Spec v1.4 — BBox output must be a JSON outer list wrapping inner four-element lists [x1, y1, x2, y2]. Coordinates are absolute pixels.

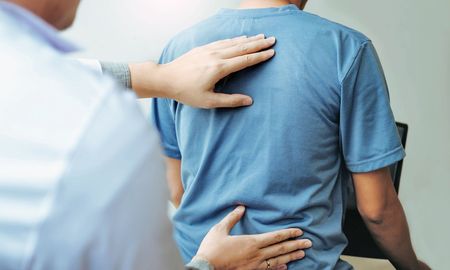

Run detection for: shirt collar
[[0, 1, 79, 53], [217, 4, 300, 17]]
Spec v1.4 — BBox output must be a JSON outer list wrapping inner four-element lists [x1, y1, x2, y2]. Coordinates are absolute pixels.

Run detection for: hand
[[130, 35, 276, 108], [193, 206, 312, 270], [160, 34, 276, 108]]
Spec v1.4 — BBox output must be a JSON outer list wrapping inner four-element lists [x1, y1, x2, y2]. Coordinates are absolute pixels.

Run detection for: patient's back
[[152, 4, 403, 269]]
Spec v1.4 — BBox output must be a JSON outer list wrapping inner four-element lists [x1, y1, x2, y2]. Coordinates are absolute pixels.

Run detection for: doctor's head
[[8, 0, 81, 30]]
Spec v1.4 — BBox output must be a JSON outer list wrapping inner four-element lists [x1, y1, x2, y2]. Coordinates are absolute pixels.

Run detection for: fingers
[[202, 92, 253, 109], [254, 228, 303, 247], [260, 239, 312, 259], [215, 206, 246, 233], [258, 250, 306, 270], [206, 34, 266, 50], [204, 36, 247, 50], [220, 36, 276, 59], [274, 265, 288, 270], [260, 264, 288, 270], [222, 49, 275, 76]]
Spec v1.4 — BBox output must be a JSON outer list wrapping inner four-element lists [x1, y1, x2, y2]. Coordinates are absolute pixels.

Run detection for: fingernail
[[267, 36, 276, 43], [255, 33, 265, 38], [267, 49, 275, 56], [236, 205, 246, 213], [296, 250, 305, 259], [277, 265, 288, 270], [304, 240, 312, 248], [243, 98, 253, 106], [295, 229, 303, 236]]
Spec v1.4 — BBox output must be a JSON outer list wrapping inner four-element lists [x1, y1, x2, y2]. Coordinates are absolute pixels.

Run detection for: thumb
[[218, 206, 246, 234], [204, 92, 253, 108]]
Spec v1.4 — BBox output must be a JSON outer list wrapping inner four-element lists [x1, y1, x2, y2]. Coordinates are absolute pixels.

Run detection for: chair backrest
[[342, 122, 408, 258]]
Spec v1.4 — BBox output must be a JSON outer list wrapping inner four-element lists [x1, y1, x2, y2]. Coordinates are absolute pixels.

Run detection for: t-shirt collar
[[218, 4, 300, 17]]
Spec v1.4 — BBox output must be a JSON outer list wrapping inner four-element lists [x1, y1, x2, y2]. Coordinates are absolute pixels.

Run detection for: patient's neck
[[239, 0, 294, 9]]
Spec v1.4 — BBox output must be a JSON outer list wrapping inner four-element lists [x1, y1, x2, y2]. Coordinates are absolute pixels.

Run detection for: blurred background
[[64, 0, 450, 269]]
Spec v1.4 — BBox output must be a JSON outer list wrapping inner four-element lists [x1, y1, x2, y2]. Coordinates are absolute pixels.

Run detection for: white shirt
[[0, 3, 182, 270]]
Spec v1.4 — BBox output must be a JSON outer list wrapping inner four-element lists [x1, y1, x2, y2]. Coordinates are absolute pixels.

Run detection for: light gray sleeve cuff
[[185, 259, 214, 270], [100, 62, 132, 89]]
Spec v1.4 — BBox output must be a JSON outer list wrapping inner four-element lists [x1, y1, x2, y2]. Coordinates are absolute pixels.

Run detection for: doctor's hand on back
[[193, 206, 310, 270], [128, 34, 276, 108]]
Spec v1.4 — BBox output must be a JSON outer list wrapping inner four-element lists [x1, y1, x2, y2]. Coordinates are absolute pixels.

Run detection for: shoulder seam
[[339, 40, 371, 87]]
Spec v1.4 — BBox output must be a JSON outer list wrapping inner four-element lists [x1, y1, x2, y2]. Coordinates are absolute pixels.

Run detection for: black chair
[[342, 122, 408, 259]]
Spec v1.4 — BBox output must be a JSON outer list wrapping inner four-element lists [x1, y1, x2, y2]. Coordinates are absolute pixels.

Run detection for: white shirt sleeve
[[26, 86, 184, 270], [75, 59, 103, 74]]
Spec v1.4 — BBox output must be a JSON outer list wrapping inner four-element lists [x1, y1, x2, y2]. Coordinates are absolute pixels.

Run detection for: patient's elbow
[[357, 203, 388, 225]]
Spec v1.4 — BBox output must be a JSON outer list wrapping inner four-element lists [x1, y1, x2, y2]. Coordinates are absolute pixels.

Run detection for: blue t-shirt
[[151, 4, 405, 270]]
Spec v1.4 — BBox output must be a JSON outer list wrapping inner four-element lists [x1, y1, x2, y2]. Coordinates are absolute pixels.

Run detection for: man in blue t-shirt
[[152, 1, 429, 269]]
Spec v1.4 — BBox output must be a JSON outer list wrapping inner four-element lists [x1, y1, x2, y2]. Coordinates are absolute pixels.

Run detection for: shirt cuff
[[346, 145, 406, 173], [100, 62, 132, 89], [185, 259, 214, 270]]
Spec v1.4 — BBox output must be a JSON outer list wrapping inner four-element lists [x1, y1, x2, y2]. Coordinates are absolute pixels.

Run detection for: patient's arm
[[165, 157, 184, 208], [352, 167, 430, 270]]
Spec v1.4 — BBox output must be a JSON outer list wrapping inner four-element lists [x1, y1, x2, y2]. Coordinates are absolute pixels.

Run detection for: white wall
[[65, 0, 450, 269], [64, 0, 241, 61]]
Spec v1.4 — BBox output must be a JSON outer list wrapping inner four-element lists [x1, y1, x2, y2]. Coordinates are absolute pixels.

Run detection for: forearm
[[101, 61, 170, 98], [362, 197, 419, 270], [128, 61, 173, 98], [165, 157, 183, 207]]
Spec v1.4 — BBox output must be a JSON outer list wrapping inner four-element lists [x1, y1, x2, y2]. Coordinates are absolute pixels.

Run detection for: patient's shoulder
[[300, 11, 370, 44]]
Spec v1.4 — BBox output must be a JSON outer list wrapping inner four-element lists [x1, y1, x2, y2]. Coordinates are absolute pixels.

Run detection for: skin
[[239, 0, 307, 9], [7, 0, 311, 268], [195, 206, 312, 270], [129, 34, 277, 108], [165, 157, 184, 208], [353, 168, 431, 270], [166, 0, 431, 269], [8, 0, 80, 29]]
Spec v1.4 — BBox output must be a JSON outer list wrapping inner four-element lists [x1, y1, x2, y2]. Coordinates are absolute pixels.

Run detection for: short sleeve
[[151, 98, 182, 159], [150, 43, 182, 160], [340, 41, 405, 173]]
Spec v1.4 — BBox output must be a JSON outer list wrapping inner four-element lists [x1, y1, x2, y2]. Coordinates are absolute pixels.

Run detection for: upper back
[[161, 4, 369, 86], [157, 4, 371, 172]]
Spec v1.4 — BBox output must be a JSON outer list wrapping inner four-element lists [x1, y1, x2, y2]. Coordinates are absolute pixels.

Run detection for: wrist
[[129, 61, 173, 98], [155, 62, 182, 100]]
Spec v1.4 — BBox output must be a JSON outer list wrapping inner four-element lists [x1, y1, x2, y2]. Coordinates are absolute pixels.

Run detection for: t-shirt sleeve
[[150, 43, 182, 160], [340, 40, 405, 173], [151, 98, 182, 159]]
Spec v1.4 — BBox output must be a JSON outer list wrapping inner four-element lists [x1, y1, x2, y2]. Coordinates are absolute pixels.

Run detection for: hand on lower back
[[193, 206, 311, 270]]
